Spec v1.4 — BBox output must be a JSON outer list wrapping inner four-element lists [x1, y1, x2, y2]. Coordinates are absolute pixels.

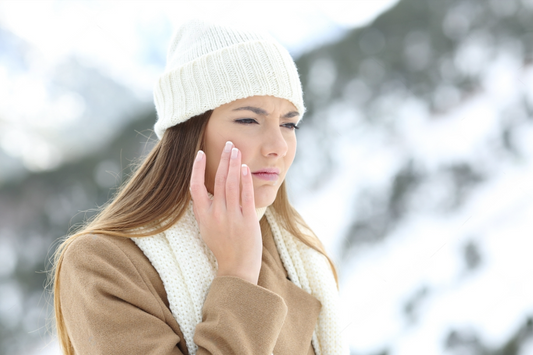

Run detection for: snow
[[296, 54, 533, 354]]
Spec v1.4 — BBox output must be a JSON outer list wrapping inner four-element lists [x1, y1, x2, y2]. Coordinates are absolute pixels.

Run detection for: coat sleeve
[[195, 276, 288, 354], [59, 235, 288, 355]]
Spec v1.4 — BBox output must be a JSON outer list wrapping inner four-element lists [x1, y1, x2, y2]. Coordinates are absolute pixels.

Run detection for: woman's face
[[203, 95, 299, 208]]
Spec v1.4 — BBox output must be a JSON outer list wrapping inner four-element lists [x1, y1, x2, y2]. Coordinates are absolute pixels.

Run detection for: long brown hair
[[49, 109, 338, 355]]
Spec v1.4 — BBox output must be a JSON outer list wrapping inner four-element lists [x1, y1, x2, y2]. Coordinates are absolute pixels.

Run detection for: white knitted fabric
[[153, 18, 306, 139], [131, 198, 348, 355]]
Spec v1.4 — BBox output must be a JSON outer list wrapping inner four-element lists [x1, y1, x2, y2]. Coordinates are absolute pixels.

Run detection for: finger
[[189, 150, 209, 212], [226, 147, 241, 213], [240, 163, 256, 218], [213, 141, 233, 209]]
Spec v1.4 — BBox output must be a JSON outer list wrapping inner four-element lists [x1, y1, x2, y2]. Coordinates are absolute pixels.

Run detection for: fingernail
[[195, 150, 203, 161], [224, 141, 233, 152], [231, 147, 238, 159], [242, 164, 248, 176]]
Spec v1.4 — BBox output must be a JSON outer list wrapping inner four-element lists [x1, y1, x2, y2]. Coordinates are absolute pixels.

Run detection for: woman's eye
[[235, 119, 298, 130], [235, 118, 258, 125], [283, 123, 299, 130]]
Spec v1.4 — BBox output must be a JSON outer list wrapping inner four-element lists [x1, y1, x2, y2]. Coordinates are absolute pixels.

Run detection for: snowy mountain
[[1, 0, 533, 354], [290, 0, 533, 353]]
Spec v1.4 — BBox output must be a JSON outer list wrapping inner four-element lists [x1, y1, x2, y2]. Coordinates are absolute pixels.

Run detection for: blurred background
[[1, 0, 532, 354]]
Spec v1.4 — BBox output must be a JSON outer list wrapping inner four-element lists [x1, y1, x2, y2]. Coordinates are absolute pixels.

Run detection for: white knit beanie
[[153, 18, 306, 139]]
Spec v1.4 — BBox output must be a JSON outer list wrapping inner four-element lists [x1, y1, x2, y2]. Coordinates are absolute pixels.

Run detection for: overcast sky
[[0, 0, 400, 96]]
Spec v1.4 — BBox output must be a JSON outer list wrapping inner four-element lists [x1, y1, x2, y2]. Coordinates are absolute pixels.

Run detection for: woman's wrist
[[216, 268, 259, 285]]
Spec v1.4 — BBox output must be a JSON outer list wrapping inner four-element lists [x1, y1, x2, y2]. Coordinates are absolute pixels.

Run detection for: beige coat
[[59, 219, 322, 354]]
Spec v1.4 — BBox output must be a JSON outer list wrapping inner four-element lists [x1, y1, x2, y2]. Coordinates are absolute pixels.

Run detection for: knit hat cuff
[[153, 39, 306, 139]]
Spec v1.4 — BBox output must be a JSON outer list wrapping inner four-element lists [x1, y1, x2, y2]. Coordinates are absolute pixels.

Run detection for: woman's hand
[[189, 141, 262, 285]]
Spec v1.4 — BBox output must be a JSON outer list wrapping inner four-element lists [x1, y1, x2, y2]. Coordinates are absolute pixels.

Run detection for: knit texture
[[131, 199, 347, 355], [153, 19, 306, 139]]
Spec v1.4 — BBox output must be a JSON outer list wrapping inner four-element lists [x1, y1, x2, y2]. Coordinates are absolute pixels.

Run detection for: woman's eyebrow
[[232, 106, 300, 118]]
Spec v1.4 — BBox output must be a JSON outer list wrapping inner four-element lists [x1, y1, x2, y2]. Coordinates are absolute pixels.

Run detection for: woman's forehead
[[216, 95, 298, 113]]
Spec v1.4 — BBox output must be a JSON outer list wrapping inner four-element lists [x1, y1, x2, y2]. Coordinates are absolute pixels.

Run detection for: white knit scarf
[[131, 199, 347, 355]]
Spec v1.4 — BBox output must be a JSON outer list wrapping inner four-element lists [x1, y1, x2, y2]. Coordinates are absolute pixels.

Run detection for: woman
[[51, 19, 346, 355]]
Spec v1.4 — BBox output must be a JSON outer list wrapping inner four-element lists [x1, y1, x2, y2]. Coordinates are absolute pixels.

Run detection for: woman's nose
[[261, 125, 288, 157]]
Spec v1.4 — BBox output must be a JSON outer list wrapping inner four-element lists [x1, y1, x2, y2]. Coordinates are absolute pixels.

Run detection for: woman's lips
[[252, 172, 279, 181]]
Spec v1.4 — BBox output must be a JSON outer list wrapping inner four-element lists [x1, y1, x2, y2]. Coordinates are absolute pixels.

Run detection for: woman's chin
[[253, 186, 277, 209]]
